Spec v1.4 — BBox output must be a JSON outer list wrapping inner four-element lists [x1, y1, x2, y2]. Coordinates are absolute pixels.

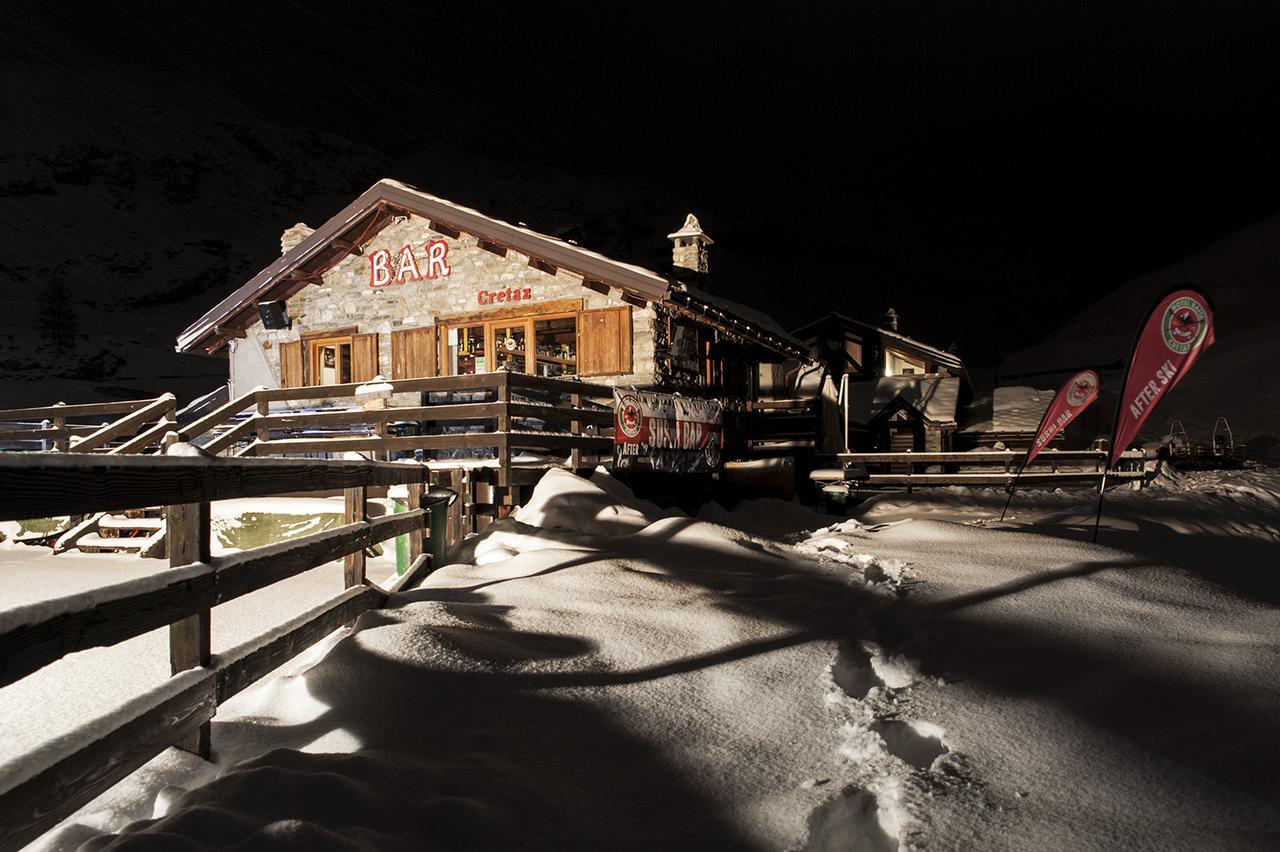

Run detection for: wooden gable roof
[[176, 179, 674, 355]]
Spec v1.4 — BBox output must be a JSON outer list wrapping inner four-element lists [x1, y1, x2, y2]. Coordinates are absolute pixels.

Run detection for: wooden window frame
[[438, 304, 584, 378], [307, 334, 355, 387]]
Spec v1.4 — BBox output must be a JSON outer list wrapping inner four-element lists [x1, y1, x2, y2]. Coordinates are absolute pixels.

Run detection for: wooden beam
[[476, 238, 508, 257], [834, 450, 1141, 464], [507, 372, 615, 399], [0, 454, 427, 522], [0, 511, 425, 689], [258, 402, 507, 429], [257, 371, 506, 402], [178, 389, 261, 444], [379, 553, 431, 597], [435, 298, 583, 327], [246, 432, 506, 456], [72, 394, 177, 453], [0, 671, 216, 852], [201, 416, 258, 456], [0, 399, 154, 422], [507, 433, 613, 452], [167, 501, 212, 758], [582, 279, 610, 296], [406, 482, 424, 563], [108, 412, 177, 455], [343, 487, 366, 588], [528, 257, 557, 276], [429, 220, 461, 238], [213, 586, 381, 703]]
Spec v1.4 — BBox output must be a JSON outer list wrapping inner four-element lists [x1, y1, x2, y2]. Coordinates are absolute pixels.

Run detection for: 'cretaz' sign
[[614, 389, 724, 473], [368, 241, 451, 288]]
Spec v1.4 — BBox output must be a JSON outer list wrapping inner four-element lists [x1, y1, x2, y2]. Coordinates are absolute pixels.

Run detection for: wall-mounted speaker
[[258, 301, 290, 330]]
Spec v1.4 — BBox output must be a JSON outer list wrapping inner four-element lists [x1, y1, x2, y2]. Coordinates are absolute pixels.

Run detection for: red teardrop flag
[[1110, 286, 1215, 467], [1026, 369, 1100, 466]]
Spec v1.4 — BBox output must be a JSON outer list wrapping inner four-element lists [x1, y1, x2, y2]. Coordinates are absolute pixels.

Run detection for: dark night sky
[[3, 1, 1280, 376]]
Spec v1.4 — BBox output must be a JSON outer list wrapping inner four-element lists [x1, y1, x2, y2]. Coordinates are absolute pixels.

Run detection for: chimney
[[281, 222, 315, 255], [667, 214, 712, 274], [881, 307, 900, 333]]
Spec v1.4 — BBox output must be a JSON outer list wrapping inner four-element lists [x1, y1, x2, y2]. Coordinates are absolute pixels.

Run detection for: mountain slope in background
[[0, 61, 690, 410], [1002, 212, 1280, 457]]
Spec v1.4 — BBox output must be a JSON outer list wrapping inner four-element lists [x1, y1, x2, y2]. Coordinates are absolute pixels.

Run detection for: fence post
[[167, 500, 211, 759], [52, 401, 69, 452], [343, 486, 367, 587], [496, 373, 511, 487], [406, 478, 425, 563], [570, 390, 582, 471], [255, 395, 270, 446]]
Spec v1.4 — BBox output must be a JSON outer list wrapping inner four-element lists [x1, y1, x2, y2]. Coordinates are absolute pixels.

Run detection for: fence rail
[[174, 372, 616, 485], [814, 449, 1148, 489], [0, 395, 177, 455], [0, 450, 445, 851]]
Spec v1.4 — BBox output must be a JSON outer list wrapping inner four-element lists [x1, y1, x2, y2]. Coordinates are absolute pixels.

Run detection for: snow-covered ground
[[12, 467, 1280, 850]]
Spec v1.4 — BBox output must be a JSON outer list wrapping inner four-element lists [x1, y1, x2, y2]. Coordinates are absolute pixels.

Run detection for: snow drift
[[40, 466, 1280, 851]]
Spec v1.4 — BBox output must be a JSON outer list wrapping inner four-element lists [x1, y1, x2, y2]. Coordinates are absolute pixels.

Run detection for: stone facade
[[231, 214, 657, 396]]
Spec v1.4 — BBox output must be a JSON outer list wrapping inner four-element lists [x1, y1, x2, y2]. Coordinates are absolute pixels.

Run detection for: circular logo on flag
[[1161, 296, 1208, 354], [1067, 373, 1097, 407], [618, 394, 643, 438], [704, 434, 721, 468]]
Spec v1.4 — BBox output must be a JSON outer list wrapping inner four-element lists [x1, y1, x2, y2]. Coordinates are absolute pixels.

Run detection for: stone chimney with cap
[[881, 307, 900, 333], [667, 214, 712, 274], [281, 222, 315, 255]]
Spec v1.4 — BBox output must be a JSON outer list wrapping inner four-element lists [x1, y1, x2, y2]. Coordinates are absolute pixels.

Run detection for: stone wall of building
[[237, 214, 658, 396]]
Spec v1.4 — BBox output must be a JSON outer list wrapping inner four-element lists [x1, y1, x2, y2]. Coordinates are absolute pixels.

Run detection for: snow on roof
[[959, 385, 1055, 434], [177, 179, 674, 354], [847, 376, 961, 425], [679, 285, 807, 351], [792, 312, 964, 372]]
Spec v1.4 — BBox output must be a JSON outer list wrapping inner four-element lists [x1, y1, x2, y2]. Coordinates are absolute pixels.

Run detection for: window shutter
[[280, 340, 304, 388], [352, 333, 380, 383], [391, 327, 438, 379], [577, 306, 632, 376]]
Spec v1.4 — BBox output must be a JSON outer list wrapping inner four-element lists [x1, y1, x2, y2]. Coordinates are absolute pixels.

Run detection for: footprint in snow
[[872, 718, 949, 770], [831, 642, 883, 700], [802, 786, 899, 852]]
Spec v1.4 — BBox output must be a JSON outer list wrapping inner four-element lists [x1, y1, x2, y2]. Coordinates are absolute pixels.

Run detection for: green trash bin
[[389, 482, 459, 576], [424, 484, 458, 569]]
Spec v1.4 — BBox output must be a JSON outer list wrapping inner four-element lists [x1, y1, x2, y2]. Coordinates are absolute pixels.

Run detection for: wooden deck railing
[[0, 395, 177, 455], [176, 372, 617, 485], [817, 449, 1148, 488], [0, 450, 447, 850]]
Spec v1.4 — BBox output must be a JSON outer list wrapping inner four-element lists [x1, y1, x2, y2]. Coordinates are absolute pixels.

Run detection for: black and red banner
[[614, 390, 724, 473]]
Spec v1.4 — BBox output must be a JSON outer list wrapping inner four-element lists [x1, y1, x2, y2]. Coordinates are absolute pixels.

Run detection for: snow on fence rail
[[0, 395, 177, 455], [0, 450, 443, 851], [815, 449, 1148, 488]]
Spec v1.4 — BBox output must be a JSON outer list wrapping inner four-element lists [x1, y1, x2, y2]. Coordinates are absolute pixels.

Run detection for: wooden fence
[[0, 395, 178, 455], [813, 449, 1148, 489], [0, 450, 450, 850], [177, 372, 616, 486]]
